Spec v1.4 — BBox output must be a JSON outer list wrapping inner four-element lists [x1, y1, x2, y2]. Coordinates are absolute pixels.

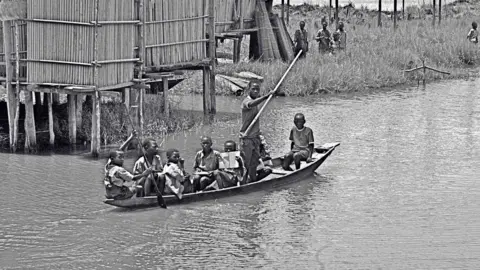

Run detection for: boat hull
[[104, 142, 340, 208]]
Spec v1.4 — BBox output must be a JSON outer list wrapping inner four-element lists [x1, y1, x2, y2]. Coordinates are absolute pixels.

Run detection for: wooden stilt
[[68, 94, 77, 145], [378, 0, 382, 27], [91, 91, 101, 156], [52, 93, 59, 104], [208, 0, 216, 114], [439, 0, 442, 24], [137, 0, 146, 136], [2, 21, 17, 151], [433, 0, 436, 27], [24, 91, 37, 152], [162, 77, 169, 118], [394, 0, 397, 29], [203, 67, 212, 114], [281, 0, 284, 20], [335, 0, 339, 29], [13, 21, 21, 152], [76, 94, 83, 131], [42, 93, 48, 114], [46, 93, 55, 147], [286, 0, 290, 25], [233, 38, 241, 63]]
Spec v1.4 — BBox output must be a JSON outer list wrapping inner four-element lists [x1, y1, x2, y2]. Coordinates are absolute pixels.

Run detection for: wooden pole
[[378, 0, 382, 27], [335, 0, 339, 29], [402, 0, 405, 20], [91, 0, 101, 157], [394, 0, 397, 29], [206, 0, 216, 114], [281, 0, 284, 20], [24, 91, 37, 152], [439, 0, 442, 24], [76, 94, 83, 131], [137, 0, 146, 135], [433, 0, 436, 27], [162, 77, 169, 118], [286, 0, 290, 25], [2, 21, 17, 151], [46, 93, 55, 147], [329, 0, 332, 23], [68, 94, 77, 145], [34, 92, 42, 116]]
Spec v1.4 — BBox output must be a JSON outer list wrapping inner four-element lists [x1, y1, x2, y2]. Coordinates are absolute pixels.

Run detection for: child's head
[[299, 21, 305, 29], [224, 140, 237, 152], [166, 148, 180, 163], [248, 82, 261, 99], [294, 113, 306, 129], [142, 138, 159, 155], [109, 150, 125, 166], [473, 22, 478, 29], [200, 136, 213, 152]]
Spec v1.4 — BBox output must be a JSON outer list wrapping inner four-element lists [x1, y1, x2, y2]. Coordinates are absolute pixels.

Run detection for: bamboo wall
[[0, 21, 27, 79], [27, 0, 135, 87], [143, 0, 208, 67]]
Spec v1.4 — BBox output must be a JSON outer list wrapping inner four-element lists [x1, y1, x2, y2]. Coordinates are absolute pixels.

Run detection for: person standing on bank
[[336, 21, 347, 50], [240, 82, 274, 183], [315, 20, 331, 54], [294, 21, 309, 58]]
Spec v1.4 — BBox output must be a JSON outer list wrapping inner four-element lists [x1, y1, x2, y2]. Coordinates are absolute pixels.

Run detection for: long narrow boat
[[104, 142, 340, 209]]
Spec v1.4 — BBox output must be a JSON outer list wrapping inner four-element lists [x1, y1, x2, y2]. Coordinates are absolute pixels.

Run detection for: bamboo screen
[[143, 0, 208, 67], [0, 21, 27, 79], [27, 0, 135, 88]]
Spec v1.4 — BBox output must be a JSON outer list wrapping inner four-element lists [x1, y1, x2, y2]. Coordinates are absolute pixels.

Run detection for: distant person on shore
[[467, 22, 478, 44], [336, 21, 347, 50], [315, 20, 331, 54], [294, 21, 309, 58], [282, 113, 314, 171]]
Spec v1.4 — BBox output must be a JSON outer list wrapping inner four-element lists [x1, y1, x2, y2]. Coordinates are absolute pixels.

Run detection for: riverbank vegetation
[[175, 0, 480, 96]]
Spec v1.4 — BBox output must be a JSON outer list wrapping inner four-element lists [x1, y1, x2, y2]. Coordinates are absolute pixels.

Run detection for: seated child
[[104, 150, 154, 200], [192, 136, 222, 191], [213, 140, 246, 189], [133, 138, 166, 196], [163, 148, 194, 200], [282, 113, 314, 171], [467, 22, 478, 44]]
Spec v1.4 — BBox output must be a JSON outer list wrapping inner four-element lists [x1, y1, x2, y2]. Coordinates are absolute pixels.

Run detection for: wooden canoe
[[104, 142, 340, 209]]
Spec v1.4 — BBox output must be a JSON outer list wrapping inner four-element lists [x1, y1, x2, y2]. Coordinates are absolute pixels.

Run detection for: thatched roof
[[0, 0, 27, 21]]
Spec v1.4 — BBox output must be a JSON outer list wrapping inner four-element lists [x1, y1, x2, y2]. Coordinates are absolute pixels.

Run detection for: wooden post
[[205, 0, 216, 114], [137, 0, 146, 136], [24, 91, 37, 152], [13, 21, 22, 152], [281, 0, 284, 20], [68, 94, 77, 145], [34, 92, 42, 116], [91, 0, 101, 157], [394, 0, 397, 29], [402, 0, 405, 20], [233, 38, 241, 63], [203, 68, 212, 114], [335, 0, 339, 29], [439, 0, 442, 24], [2, 21, 17, 151], [286, 0, 290, 25], [162, 77, 170, 118], [329, 0, 332, 23], [46, 93, 55, 147], [433, 0, 436, 27], [76, 94, 83, 130], [378, 0, 382, 27]]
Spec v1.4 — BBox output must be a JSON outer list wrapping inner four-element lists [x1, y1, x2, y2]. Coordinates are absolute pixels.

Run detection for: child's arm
[[132, 167, 153, 181]]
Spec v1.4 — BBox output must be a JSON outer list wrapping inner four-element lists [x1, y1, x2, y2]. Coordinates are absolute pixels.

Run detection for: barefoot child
[[282, 113, 315, 171], [163, 149, 192, 199], [104, 150, 153, 200]]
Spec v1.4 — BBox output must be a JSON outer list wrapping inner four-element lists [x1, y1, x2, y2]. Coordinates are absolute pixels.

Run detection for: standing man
[[294, 21, 309, 58], [315, 20, 331, 54], [336, 21, 347, 50], [240, 83, 273, 183]]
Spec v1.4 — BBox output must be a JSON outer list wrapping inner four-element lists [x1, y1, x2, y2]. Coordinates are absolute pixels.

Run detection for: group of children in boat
[[104, 82, 315, 201]]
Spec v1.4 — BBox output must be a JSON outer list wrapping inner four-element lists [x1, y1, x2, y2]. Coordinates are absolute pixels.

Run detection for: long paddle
[[242, 50, 303, 137], [123, 104, 167, 209]]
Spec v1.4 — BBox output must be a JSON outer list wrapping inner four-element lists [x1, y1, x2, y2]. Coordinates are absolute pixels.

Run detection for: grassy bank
[[175, 1, 480, 96]]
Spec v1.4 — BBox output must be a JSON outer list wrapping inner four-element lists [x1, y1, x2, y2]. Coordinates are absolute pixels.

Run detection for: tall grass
[[216, 10, 480, 96]]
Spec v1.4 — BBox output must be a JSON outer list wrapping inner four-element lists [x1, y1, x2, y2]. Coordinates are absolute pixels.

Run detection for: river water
[[1, 78, 480, 269]]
